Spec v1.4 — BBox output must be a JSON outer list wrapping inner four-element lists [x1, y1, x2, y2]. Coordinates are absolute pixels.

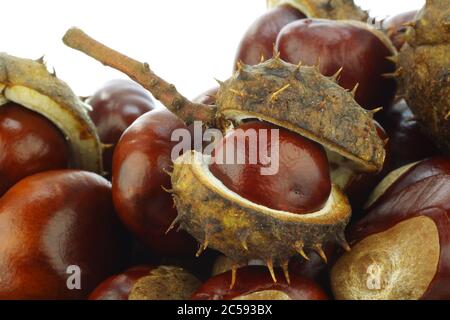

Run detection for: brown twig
[[63, 27, 216, 126]]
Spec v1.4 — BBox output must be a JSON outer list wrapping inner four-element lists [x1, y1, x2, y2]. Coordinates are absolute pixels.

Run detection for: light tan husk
[[0, 53, 102, 173]]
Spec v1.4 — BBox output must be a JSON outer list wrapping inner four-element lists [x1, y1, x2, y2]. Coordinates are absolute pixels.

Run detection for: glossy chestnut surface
[[112, 108, 197, 257], [380, 100, 440, 171], [382, 10, 417, 51], [234, 5, 305, 68], [191, 266, 328, 300], [87, 79, 155, 174], [89, 266, 154, 300], [0, 102, 70, 196], [369, 157, 450, 210], [333, 157, 450, 300], [209, 121, 331, 214], [276, 19, 397, 109], [0, 170, 129, 299]]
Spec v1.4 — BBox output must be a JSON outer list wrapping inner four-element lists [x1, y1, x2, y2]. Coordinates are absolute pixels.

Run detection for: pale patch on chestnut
[[129, 266, 201, 300], [331, 216, 440, 300], [233, 290, 292, 300]]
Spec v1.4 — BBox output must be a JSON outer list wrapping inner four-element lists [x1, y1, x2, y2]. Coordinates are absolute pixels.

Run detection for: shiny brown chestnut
[[0, 102, 70, 197], [112, 108, 197, 257], [379, 99, 440, 171], [89, 265, 201, 300], [191, 265, 328, 300], [234, 5, 305, 68], [209, 121, 331, 214], [382, 10, 417, 51], [276, 18, 397, 109], [331, 157, 450, 300], [0, 170, 129, 299], [87, 79, 155, 174]]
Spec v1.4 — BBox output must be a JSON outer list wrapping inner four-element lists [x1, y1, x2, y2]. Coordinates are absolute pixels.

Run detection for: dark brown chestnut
[[276, 18, 397, 109], [382, 10, 418, 51], [191, 265, 328, 300], [112, 108, 197, 257], [331, 157, 450, 300], [89, 265, 201, 300], [87, 79, 155, 175], [0, 170, 129, 299], [0, 102, 70, 197], [379, 99, 440, 171], [234, 5, 305, 68], [209, 121, 331, 214]]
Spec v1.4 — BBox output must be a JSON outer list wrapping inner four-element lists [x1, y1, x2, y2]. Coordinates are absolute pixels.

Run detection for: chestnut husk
[[0, 53, 103, 173], [397, 0, 450, 153]]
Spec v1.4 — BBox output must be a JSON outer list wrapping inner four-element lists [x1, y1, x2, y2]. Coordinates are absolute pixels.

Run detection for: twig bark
[[63, 27, 216, 126]]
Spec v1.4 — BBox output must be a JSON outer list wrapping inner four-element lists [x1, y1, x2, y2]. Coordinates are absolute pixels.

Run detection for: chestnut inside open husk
[[63, 28, 388, 284], [0, 53, 103, 174]]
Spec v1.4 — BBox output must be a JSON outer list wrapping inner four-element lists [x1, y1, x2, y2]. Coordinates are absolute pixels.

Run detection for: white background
[[2, 0, 424, 102]]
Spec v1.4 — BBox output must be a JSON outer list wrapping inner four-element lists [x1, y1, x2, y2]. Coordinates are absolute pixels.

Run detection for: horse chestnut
[[0, 170, 128, 299], [235, 0, 369, 68], [380, 99, 440, 171], [90, 265, 201, 300], [276, 18, 397, 109], [191, 266, 328, 300], [234, 5, 305, 68], [0, 102, 70, 196], [331, 157, 450, 299], [210, 121, 331, 214], [87, 79, 155, 175], [112, 108, 197, 257]]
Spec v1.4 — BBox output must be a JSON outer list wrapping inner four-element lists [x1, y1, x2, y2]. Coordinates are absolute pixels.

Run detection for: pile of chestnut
[[0, 0, 449, 300]]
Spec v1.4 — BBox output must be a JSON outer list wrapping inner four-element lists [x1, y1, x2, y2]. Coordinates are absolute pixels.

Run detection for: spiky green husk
[[0, 53, 103, 173], [398, 0, 450, 153], [216, 58, 386, 173], [267, 0, 368, 21]]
